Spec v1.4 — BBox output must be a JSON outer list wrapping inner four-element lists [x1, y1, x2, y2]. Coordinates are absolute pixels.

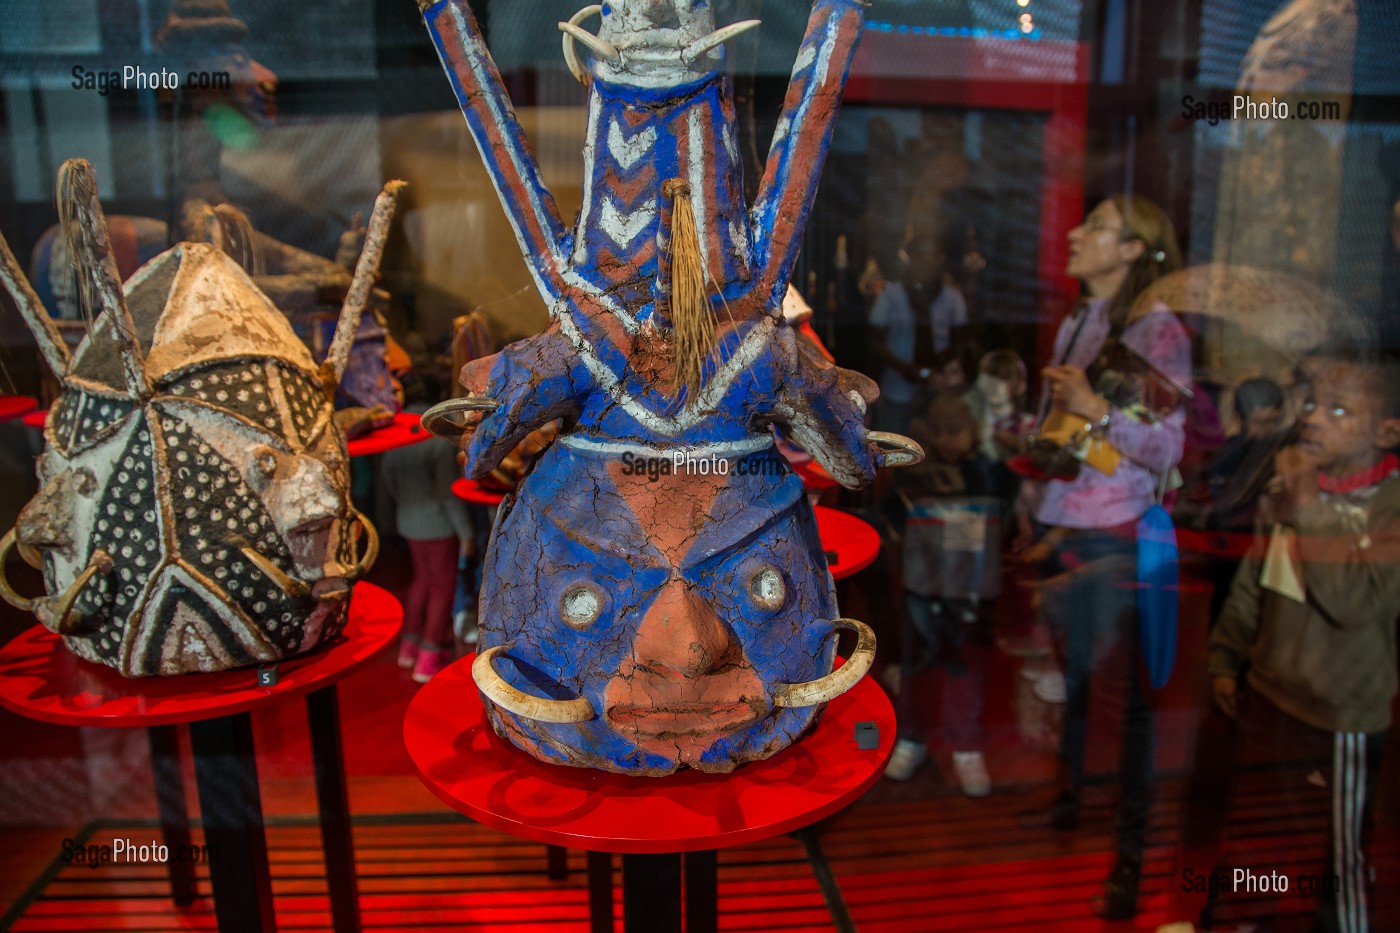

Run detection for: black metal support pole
[[306, 685, 363, 933], [189, 712, 276, 932], [683, 850, 718, 933], [546, 844, 569, 880], [587, 850, 613, 933], [795, 827, 858, 933], [621, 853, 682, 933], [148, 724, 198, 906]]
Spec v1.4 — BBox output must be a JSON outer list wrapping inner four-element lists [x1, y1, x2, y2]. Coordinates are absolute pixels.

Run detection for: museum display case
[[1, 0, 1398, 930]]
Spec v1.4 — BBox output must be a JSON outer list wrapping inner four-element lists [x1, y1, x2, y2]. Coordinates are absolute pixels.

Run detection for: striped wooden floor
[[5, 773, 1396, 932]]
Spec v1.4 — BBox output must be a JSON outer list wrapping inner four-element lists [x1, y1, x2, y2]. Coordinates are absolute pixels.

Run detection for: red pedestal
[[815, 505, 881, 580], [0, 395, 38, 422], [451, 476, 507, 507], [793, 457, 839, 491], [0, 583, 402, 933], [405, 653, 893, 851], [405, 653, 892, 931], [0, 583, 401, 726], [345, 412, 432, 458]]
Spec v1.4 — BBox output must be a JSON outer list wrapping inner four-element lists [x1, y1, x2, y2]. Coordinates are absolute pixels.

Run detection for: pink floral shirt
[[1025, 299, 1191, 530]]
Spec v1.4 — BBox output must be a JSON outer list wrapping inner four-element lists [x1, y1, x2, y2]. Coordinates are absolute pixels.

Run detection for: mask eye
[[560, 582, 604, 630], [748, 564, 786, 612], [255, 447, 278, 476]]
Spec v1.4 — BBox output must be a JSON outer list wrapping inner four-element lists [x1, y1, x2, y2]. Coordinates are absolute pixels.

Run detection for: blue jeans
[[1040, 521, 1153, 859]]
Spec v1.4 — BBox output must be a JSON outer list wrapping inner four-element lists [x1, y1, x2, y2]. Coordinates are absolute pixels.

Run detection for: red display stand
[[345, 411, 432, 457], [20, 408, 47, 430], [0, 583, 402, 933], [815, 505, 881, 580], [405, 653, 894, 932], [451, 476, 507, 507], [793, 457, 839, 492], [0, 394, 38, 422]]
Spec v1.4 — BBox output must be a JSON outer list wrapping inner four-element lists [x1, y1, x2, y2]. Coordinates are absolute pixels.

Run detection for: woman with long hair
[[1019, 194, 1189, 919]]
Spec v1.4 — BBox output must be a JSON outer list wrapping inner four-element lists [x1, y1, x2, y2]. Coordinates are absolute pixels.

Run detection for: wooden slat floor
[[5, 774, 1396, 932]]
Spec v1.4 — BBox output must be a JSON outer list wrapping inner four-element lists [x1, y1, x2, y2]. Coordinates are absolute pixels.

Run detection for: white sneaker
[[1032, 670, 1067, 703], [952, 750, 991, 797], [884, 739, 928, 781]]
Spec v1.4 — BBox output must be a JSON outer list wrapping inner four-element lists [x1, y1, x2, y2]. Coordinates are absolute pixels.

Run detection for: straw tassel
[[661, 179, 714, 398]]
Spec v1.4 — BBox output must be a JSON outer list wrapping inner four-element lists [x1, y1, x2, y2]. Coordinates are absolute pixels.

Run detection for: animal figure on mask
[[0, 160, 404, 676], [418, 0, 922, 775]]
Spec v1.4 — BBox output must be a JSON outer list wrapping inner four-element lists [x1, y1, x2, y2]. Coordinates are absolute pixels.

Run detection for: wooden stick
[[324, 180, 407, 384]]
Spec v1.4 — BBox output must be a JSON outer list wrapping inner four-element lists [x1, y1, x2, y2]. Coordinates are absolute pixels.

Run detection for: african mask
[[0, 161, 404, 676], [418, 0, 920, 775]]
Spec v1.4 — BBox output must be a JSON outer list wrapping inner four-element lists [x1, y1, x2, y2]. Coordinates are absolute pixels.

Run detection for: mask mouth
[[311, 576, 352, 604], [606, 700, 762, 739], [239, 508, 377, 602]]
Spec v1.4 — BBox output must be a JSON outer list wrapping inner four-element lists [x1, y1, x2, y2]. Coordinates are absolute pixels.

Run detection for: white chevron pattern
[[598, 197, 657, 248], [607, 119, 657, 172]]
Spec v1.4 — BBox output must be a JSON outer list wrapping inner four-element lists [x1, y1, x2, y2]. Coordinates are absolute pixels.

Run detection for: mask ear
[[1375, 418, 1400, 451]]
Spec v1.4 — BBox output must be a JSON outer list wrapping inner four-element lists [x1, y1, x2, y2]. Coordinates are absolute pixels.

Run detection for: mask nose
[[643, 0, 679, 27], [631, 577, 736, 680]]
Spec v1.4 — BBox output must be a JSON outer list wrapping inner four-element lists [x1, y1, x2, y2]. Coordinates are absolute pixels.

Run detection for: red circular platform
[[404, 654, 893, 854], [346, 412, 433, 457], [0, 395, 38, 422], [815, 506, 880, 580], [21, 408, 47, 430], [451, 476, 507, 507], [793, 458, 839, 491], [0, 583, 402, 727]]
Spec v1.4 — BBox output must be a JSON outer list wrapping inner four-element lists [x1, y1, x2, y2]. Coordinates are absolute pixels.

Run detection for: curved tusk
[[772, 618, 877, 708], [681, 19, 762, 64], [241, 546, 311, 599], [558, 20, 620, 79], [36, 549, 113, 636], [473, 644, 595, 724], [560, 5, 604, 84], [866, 430, 925, 468], [421, 395, 502, 441], [0, 529, 37, 611], [16, 539, 43, 570], [346, 508, 379, 580]]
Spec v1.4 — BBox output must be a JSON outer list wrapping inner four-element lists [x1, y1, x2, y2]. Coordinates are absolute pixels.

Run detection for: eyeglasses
[[1079, 217, 1123, 236]]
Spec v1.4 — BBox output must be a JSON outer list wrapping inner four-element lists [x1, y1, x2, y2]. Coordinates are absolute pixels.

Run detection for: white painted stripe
[[558, 312, 775, 435], [573, 93, 604, 268], [559, 434, 773, 458], [559, 270, 640, 333], [450, 5, 567, 300], [813, 16, 839, 88], [687, 107, 710, 276]]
